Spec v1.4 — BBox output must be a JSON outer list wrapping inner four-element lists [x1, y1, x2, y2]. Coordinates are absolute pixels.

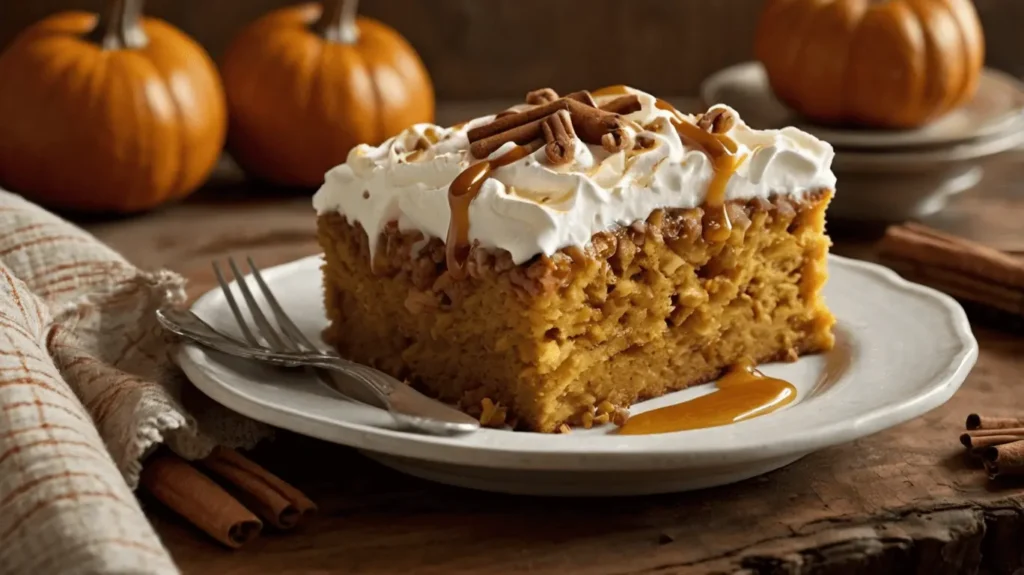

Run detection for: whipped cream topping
[[313, 87, 836, 264]]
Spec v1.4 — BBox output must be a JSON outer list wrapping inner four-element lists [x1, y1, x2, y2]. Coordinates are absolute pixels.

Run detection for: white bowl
[[829, 122, 1024, 221]]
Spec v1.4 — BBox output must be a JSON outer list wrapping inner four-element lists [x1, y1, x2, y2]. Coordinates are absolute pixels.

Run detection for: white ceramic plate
[[701, 62, 1024, 150], [177, 254, 977, 496]]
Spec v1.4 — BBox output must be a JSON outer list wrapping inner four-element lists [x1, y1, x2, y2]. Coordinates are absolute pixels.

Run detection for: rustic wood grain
[[2, 0, 1022, 98], [76, 106, 1024, 573]]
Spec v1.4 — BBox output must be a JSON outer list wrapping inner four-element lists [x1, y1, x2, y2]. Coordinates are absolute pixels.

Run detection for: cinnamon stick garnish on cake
[[468, 90, 632, 159], [879, 223, 1024, 316], [563, 89, 598, 107], [199, 447, 317, 530], [600, 94, 642, 116], [468, 98, 577, 143], [470, 116, 551, 159], [564, 99, 635, 153], [141, 451, 262, 548], [526, 87, 560, 105], [542, 109, 576, 165]]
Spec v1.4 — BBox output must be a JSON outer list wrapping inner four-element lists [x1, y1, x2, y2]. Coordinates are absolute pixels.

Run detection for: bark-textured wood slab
[[78, 146, 1024, 575]]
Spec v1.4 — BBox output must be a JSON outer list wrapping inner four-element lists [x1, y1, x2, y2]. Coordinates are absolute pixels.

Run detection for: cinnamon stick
[[879, 223, 1024, 309], [962, 426, 1024, 438], [982, 439, 1024, 478], [564, 90, 597, 107], [468, 98, 575, 142], [542, 109, 576, 165], [960, 432, 1024, 450], [468, 90, 597, 152], [141, 451, 262, 548], [200, 447, 317, 530], [600, 94, 642, 116], [564, 99, 634, 152], [468, 89, 637, 158], [601, 127, 636, 153], [469, 116, 548, 159], [526, 87, 559, 105], [884, 260, 1024, 316], [966, 414, 1024, 430]]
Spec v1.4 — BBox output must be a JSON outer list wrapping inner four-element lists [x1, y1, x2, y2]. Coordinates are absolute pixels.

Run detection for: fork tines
[[213, 257, 321, 355]]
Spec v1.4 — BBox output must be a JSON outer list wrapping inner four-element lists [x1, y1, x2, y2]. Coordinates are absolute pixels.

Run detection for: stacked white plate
[[701, 62, 1024, 222]]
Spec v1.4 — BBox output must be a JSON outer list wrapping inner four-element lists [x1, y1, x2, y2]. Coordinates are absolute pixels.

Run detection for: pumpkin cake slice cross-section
[[314, 85, 837, 433]]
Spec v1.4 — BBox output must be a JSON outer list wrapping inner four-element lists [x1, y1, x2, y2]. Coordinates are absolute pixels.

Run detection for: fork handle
[[306, 356, 481, 433], [307, 356, 394, 401]]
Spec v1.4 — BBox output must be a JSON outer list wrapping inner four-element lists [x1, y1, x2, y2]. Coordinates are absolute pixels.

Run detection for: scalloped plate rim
[[177, 254, 977, 472]]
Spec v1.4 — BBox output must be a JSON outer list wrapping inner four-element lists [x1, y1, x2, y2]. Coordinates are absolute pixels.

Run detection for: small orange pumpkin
[[221, 0, 435, 187], [755, 0, 984, 129], [0, 0, 226, 213]]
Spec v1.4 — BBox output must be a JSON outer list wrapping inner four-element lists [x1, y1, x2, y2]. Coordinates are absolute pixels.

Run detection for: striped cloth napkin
[[0, 189, 272, 573]]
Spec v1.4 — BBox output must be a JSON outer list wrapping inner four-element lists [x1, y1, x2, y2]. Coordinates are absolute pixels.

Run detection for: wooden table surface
[[80, 109, 1024, 574]]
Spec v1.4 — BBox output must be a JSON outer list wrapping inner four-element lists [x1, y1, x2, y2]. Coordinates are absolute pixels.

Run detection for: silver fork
[[158, 256, 479, 436]]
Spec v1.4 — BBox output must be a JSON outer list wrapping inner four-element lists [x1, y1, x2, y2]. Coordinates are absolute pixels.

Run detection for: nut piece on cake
[[312, 86, 837, 433]]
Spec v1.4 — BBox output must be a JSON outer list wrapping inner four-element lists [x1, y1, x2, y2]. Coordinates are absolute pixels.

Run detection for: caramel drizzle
[[444, 87, 745, 279], [593, 85, 680, 120], [595, 87, 742, 241], [655, 98, 686, 121], [445, 141, 543, 279], [618, 359, 797, 435], [445, 87, 641, 277], [670, 117, 743, 243], [591, 84, 630, 97]]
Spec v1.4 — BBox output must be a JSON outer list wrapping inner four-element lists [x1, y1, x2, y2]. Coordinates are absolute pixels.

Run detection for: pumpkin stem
[[313, 0, 360, 43], [86, 0, 148, 50]]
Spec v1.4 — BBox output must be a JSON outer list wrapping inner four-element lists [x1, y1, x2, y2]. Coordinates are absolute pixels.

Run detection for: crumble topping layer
[[313, 86, 836, 264]]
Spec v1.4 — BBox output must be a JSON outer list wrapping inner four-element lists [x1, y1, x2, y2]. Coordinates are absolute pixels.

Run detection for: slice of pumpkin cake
[[314, 86, 836, 433]]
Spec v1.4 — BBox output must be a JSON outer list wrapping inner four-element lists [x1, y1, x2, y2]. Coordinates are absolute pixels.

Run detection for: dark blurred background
[[2, 0, 1022, 100]]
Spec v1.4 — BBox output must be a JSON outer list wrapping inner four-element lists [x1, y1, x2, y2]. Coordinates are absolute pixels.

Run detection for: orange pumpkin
[[221, 0, 435, 187], [0, 0, 226, 213], [755, 0, 984, 129]]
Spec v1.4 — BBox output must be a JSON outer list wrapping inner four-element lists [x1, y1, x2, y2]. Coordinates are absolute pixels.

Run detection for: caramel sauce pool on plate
[[617, 359, 797, 435]]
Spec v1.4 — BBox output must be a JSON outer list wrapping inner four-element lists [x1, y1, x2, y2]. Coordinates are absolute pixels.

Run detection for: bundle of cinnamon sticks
[[140, 447, 316, 548], [878, 222, 1024, 318], [960, 414, 1024, 479], [467, 87, 643, 163]]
